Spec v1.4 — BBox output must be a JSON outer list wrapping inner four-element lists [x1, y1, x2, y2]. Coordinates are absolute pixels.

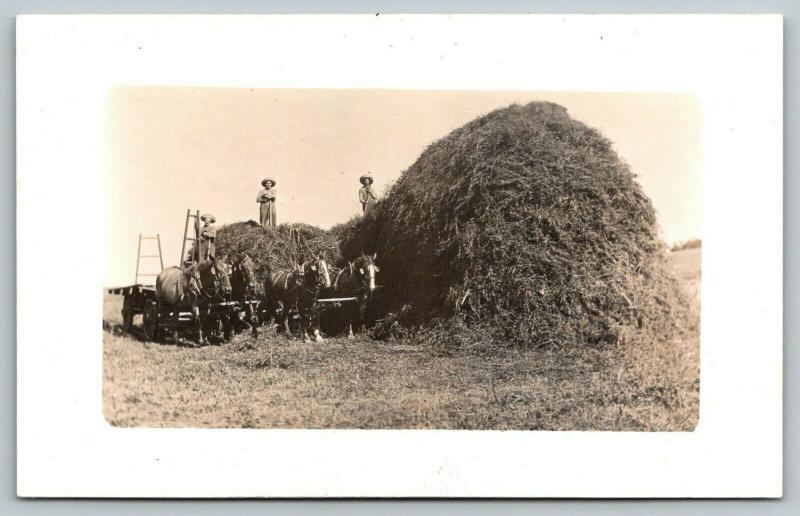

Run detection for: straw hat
[[200, 213, 216, 224], [261, 178, 276, 187], [359, 174, 373, 185]]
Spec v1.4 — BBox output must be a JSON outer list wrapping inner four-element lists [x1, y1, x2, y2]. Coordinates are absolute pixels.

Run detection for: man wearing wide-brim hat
[[359, 174, 377, 215], [257, 178, 277, 228], [199, 213, 217, 260]]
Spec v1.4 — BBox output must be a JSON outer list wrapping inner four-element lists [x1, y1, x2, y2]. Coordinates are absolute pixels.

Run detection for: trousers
[[260, 201, 277, 228]]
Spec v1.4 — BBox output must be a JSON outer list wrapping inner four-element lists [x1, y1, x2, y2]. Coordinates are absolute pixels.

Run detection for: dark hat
[[359, 174, 373, 185], [200, 213, 216, 224], [261, 178, 276, 187]]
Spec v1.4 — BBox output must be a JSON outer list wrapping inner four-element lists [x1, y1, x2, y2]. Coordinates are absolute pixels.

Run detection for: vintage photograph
[[17, 13, 783, 498], [102, 89, 701, 431]]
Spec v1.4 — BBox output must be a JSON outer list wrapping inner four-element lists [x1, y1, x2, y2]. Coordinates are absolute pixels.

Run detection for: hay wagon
[[108, 284, 157, 334], [107, 284, 240, 342], [108, 213, 241, 343], [139, 297, 239, 342]]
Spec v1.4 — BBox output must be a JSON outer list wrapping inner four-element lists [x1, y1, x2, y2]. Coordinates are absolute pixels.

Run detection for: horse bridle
[[235, 260, 258, 296], [198, 263, 224, 301], [302, 260, 329, 293], [182, 266, 204, 301], [353, 258, 376, 292]]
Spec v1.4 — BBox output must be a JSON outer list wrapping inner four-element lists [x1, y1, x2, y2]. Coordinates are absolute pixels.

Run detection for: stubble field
[[103, 248, 700, 430]]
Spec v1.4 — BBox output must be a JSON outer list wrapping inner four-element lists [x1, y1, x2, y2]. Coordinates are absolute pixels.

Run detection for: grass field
[[103, 248, 700, 430]]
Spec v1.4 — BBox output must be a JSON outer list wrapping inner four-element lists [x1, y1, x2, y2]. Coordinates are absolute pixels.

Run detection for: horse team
[[153, 252, 379, 345]]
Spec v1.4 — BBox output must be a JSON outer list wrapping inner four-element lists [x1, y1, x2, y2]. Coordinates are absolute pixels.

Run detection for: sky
[[106, 88, 702, 286]]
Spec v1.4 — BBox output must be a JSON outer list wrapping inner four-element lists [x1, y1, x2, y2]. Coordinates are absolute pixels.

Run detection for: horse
[[264, 256, 331, 342], [329, 253, 379, 338], [197, 256, 232, 301], [297, 256, 332, 342], [155, 264, 203, 345], [230, 254, 261, 337], [195, 256, 234, 342]]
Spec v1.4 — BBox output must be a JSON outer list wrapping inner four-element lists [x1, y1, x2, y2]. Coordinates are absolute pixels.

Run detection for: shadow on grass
[[101, 318, 229, 348]]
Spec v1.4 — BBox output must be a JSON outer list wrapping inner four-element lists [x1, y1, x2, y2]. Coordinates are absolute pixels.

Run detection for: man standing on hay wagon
[[199, 213, 217, 261], [257, 178, 277, 228], [359, 173, 377, 215]]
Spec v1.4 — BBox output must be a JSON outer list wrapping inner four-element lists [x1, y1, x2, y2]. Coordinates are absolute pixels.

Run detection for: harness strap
[[334, 269, 344, 290]]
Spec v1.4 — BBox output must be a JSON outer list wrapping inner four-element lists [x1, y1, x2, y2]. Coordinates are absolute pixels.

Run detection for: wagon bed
[[108, 284, 156, 297], [107, 284, 157, 332], [109, 283, 240, 342]]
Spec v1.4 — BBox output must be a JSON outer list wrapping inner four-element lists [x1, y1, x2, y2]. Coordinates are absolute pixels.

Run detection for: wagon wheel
[[121, 295, 134, 333], [142, 302, 160, 341]]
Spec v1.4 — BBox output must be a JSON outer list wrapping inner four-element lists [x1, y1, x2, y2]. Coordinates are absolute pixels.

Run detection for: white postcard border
[[16, 14, 782, 497]]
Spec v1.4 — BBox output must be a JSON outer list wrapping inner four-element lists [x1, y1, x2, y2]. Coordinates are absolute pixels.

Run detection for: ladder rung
[[185, 237, 198, 241], [140, 236, 159, 240]]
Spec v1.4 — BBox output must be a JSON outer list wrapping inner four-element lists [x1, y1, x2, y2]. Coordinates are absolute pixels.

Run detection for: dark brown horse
[[155, 264, 203, 345], [329, 253, 379, 338], [264, 256, 331, 342], [298, 256, 332, 342], [197, 256, 232, 302], [154, 257, 232, 345], [231, 254, 260, 337], [197, 256, 233, 342]]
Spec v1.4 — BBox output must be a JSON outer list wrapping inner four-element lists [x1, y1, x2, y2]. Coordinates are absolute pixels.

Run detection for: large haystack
[[339, 101, 691, 348], [214, 221, 342, 286]]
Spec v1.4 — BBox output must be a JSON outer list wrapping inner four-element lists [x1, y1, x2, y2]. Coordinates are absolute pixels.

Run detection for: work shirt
[[199, 224, 216, 260], [257, 188, 277, 203], [359, 186, 377, 204], [201, 225, 217, 240]]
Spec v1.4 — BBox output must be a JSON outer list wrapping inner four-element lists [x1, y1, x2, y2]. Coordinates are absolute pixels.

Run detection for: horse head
[[197, 256, 231, 301], [181, 264, 204, 301], [303, 255, 331, 291], [233, 254, 259, 297], [352, 252, 379, 293], [215, 258, 233, 300]]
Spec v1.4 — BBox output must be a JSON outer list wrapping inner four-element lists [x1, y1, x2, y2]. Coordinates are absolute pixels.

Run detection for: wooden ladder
[[134, 233, 164, 285], [179, 209, 202, 266]]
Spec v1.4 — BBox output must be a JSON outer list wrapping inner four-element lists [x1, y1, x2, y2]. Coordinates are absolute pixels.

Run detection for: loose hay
[[339, 101, 694, 349], [214, 221, 343, 287]]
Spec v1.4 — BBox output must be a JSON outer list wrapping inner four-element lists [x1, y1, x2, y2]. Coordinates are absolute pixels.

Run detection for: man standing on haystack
[[257, 178, 277, 228], [199, 213, 217, 261], [359, 173, 377, 215]]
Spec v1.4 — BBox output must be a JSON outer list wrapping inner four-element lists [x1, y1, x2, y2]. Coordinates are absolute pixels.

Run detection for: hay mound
[[339, 101, 690, 348], [214, 221, 342, 286]]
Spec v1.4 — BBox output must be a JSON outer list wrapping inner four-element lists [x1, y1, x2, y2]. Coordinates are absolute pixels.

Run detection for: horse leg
[[194, 305, 204, 345], [173, 305, 180, 345], [300, 306, 311, 343], [358, 301, 367, 335], [263, 301, 274, 329], [313, 308, 324, 343], [348, 319, 355, 339], [223, 315, 233, 342], [249, 304, 258, 338], [283, 312, 292, 340]]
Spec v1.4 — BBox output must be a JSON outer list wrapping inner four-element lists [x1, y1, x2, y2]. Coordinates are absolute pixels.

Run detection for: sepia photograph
[[102, 89, 701, 431], [16, 14, 781, 498]]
